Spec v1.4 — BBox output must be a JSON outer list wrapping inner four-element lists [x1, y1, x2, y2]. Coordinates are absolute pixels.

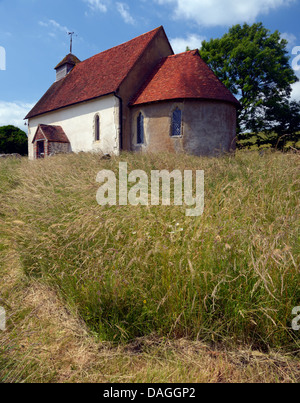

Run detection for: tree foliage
[[200, 22, 300, 147], [0, 125, 28, 155]]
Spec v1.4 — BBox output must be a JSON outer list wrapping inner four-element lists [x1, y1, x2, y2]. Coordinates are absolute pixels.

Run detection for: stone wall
[[48, 142, 71, 156], [130, 100, 237, 156]]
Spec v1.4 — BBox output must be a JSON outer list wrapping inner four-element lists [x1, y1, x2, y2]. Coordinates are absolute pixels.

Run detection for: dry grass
[[1, 251, 299, 383], [0, 151, 299, 383]]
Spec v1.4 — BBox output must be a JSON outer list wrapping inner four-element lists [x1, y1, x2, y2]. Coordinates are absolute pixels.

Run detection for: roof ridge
[[166, 49, 198, 58], [78, 26, 163, 67]]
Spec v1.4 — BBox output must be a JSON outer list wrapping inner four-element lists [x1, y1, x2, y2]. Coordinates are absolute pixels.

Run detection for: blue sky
[[0, 0, 300, 129]]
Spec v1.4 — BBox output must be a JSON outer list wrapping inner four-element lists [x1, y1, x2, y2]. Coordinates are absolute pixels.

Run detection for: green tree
[[0, 125, 28, 155], [264, 99, 300, 147], [200, 23, 299, 140]]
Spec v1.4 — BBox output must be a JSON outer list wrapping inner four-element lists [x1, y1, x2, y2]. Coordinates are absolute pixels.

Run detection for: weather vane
[[68, 32, 75, 54]]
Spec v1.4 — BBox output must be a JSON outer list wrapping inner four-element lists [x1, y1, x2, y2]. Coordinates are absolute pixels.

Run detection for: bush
[[0, 125, 28, 155], [237, 131, 300, 151]]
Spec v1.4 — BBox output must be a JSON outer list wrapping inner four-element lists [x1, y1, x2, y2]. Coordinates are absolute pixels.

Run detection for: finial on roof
[[68, 32, 75, 54]]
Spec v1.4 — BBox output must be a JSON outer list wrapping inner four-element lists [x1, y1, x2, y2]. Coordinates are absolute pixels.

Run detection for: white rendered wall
[[28, 95, 120, 160]]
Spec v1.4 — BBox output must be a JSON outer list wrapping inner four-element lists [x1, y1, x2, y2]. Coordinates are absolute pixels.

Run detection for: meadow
[[0, 150, 299, 382]]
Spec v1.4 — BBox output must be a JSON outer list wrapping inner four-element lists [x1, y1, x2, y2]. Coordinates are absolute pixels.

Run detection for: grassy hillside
[[0, 150, 299, 382]]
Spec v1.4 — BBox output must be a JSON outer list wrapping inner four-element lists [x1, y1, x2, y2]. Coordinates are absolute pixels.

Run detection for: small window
[[137, 112, 144, 144], [171, 108, 182, 137], [95, 114, 100, 142]]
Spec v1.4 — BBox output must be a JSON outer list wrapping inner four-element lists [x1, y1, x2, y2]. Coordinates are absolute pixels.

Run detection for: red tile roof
[[32, 124, 70, 143], [131, 50, 240, 107], [26, 26, 164, 119]]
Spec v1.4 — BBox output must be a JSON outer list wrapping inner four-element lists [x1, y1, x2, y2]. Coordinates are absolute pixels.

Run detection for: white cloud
[[83, 0, 109, 13], [39, 19, 70, 37], [0, 31, 12, 37], [170, 33, 205, 54], [83, 1, 135, 24], [116, 2, 135, 25], [291, 46, 300, 101], [291, 68, 300, 101], [291, 81, 300, 101], [155, 0, 295, 26], [0, 101, 34, 129], [48, 20, 69, 32], [281, 32, 297, 49], [39, 20, 69, 32]]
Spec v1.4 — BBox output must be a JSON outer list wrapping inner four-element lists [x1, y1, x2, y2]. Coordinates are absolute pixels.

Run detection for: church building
[[25, 26, 240, 160]]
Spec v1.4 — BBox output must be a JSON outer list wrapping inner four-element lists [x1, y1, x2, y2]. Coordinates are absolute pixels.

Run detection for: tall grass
[[1, 151, 299, 350]]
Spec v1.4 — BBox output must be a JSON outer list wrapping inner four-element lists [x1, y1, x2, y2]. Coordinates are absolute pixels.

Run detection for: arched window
[[95, 114, 100, 142], [171, 107, 182, 137], [137, 112, 144, 144]]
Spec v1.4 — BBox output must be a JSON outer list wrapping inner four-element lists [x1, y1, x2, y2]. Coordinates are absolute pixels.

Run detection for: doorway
[[37, 141, 45, 159]]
